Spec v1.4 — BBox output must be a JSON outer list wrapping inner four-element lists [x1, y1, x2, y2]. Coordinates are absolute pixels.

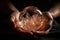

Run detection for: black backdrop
[[0, 0, 60, 40]]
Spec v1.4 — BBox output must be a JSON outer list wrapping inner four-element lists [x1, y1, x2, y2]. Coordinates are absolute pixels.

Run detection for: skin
[[9, 1, 60, 35], [10, 6, 53, 34]]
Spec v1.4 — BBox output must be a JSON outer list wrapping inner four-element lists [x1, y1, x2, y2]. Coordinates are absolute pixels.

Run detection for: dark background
[[0, 0, 60, 40]]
